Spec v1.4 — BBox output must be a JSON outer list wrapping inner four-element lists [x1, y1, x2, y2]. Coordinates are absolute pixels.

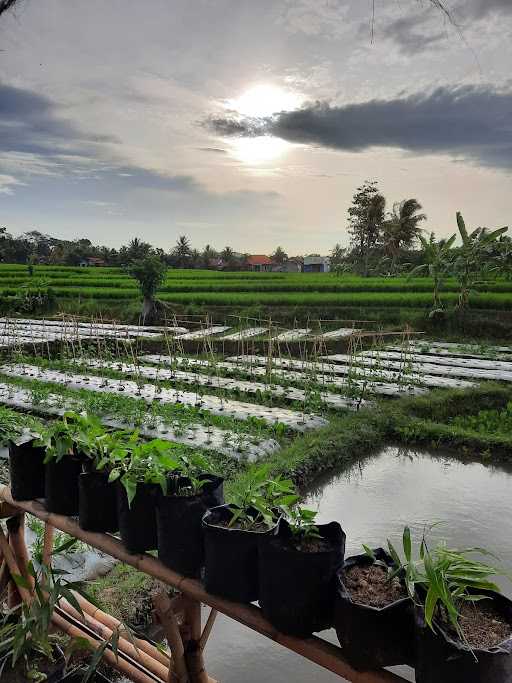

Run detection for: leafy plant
[[453, 213, 508, 310], [371, 526, 509, 644], [409, 232, 455, 312], [35, 411, 93, 463], [0, 406, 42, 447], [0, 557, 106, 682], [227, 465, 297, 530]]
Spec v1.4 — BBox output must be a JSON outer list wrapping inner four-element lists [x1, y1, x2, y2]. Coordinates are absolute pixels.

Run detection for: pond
[[205, 446, 512, 682]]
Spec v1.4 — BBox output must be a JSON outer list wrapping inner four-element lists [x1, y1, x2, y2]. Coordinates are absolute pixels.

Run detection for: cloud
[[0, 81, 117, 157], [206, 85, 512, 170], [0, 174, 25, 195], [385, 13, 447, 55], [457, 0, 512, 20]]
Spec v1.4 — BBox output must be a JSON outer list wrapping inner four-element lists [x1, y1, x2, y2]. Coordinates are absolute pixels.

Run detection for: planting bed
[[68, 357, 364, 411], [176, 325, 230, 340], [227, 354, 473, 390], [326, 352, 512, 382], [141, 353, 429, 397], [0, 364, 327, 431], [0, 382, 278, 460]]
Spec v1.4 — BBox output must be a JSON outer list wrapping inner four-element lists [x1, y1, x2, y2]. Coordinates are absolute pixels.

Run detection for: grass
[[86, 563, 165, 629]]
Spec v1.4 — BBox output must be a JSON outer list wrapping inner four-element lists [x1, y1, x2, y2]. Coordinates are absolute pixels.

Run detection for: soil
[[0, 654, 64, 683], [282, 535, 333, 553], [442, 600, 512, 650], [343, 563, 407, 608]]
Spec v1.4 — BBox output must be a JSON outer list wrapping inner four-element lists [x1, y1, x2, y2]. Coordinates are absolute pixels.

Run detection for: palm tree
[[172, 235, 192, 268], [382, 199, 426, 273], [201, 244, 218, 269], [221, 246, 238, 270]]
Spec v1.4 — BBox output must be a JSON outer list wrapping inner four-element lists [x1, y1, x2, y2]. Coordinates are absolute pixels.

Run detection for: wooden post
[[199, 609, 217, 652], [42, 522, 55, 567], [6, 514, 34, 590], [0, 525, 32, 604], [153, 591, 190, 683], [182, 595, 209, 683]]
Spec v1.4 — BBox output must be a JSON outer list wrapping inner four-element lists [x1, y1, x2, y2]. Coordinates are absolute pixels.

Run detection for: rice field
[[2, 264, 512, 311]]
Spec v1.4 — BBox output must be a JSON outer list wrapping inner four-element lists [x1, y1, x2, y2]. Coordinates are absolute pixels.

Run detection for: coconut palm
[[171, 235, 192, 269], [382, 199, 426, 274]]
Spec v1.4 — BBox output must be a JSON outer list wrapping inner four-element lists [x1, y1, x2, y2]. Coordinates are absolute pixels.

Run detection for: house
[[271, 257, 303, 273], [245, 255, 273, 272], [303, 255, 330, 273], [79, 257, 106, 267]]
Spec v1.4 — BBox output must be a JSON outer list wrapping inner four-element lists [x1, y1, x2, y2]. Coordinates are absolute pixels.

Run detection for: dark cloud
[[0, 81, 117, 157], [385, 13, 447, 54], [206, 85, 512, 170]]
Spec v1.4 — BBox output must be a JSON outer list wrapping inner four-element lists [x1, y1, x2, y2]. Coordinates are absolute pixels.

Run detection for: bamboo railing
[[0, 486, 409, 683]]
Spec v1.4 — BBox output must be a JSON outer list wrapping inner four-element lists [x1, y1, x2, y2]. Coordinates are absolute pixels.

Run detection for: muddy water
[[205, 446, 512, 682]]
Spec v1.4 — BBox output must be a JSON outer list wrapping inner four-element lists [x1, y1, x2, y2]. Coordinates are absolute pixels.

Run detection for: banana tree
[[453, 212, 508, 310], [409, 232, 455, 311]]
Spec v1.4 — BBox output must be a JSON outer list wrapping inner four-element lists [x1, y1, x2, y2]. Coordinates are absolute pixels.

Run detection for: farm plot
[[0, 364, 327, 431]]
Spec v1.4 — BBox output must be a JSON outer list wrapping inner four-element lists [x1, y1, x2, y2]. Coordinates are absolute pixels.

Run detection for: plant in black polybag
[[258, 494, 345, 636], [203, 466, 296, 602]]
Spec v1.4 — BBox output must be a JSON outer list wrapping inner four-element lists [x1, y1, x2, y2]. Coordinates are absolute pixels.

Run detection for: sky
[[0, 0, 511, 255]]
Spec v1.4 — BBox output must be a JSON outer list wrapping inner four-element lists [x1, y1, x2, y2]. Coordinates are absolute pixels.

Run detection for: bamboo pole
[[0, 524, 30, 606], [182, 595, 209, 683], [59, 598, 169, 680], [199, 609, 217, 652], [42, 523, 55, 566], [52, 609, 161, 683], [0, 488, 407, 683], [72, 589, 171, 668], [153, 591, 190, 683], [1, 520, 165, 683], [6, 514, 34, 591]]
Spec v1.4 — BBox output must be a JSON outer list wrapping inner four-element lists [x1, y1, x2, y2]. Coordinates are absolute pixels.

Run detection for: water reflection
[[305, 446, 512, 597]]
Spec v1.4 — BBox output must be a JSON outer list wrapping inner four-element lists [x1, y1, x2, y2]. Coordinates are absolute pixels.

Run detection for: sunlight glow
[[228, 83, 302, 118], [230, 136, 290, 165]]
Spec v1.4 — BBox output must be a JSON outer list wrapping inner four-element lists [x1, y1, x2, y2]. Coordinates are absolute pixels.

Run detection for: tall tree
[[221, 246, 239, 270], [201, 244, 218, 269], [128, 255, 167, 323], [347, 180, 386, 277], [271, 246, 288, 265], [382, 199, 426, 273]]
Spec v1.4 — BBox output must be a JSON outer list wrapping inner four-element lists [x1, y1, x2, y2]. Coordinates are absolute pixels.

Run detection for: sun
[[226, 84, 301, 164], [227, 83, 302, 119]]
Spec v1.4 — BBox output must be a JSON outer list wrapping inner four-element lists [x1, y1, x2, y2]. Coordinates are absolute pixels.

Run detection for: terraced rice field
[[2, 264, 512, 311]]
